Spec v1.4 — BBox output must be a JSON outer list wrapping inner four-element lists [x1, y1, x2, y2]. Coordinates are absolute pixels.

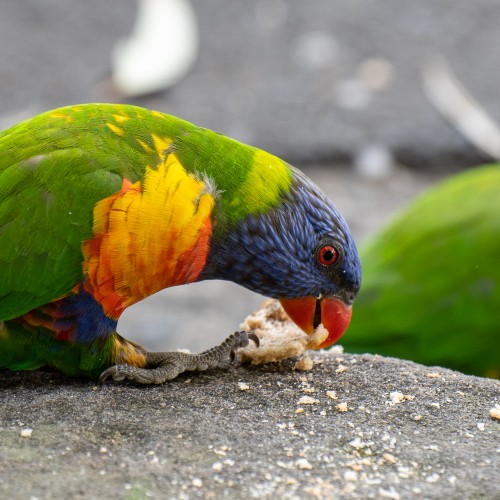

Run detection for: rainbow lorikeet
[[0, 104, 361, 384], [343, 165, 500, 378]]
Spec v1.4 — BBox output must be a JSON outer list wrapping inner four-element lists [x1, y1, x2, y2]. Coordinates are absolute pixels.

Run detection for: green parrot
[[0, 103, 361, 384], [343, 165, 500, 378]]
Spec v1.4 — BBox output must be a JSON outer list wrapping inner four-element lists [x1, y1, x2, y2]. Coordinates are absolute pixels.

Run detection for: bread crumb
[[295, 408, 305, 414], [302, 387, 316, 393], [413, 415, 423, 421], [336, 364, 348, 374], [238, 382, 250, 391], [489, 405, 500, 420], [298, 395, 320, 405], [213, 447, 227, 457], [388, 392, 415, 405], [294, 356, 314, 371], [425, 473, 440, 483], [383, 453, 397, 464], [329, 345, 344, 355], [326, 390, 338, 400], [336, 402, 349, 412], [295, 458, 313, 470], [348, 437, 368, 449], [477, 422, 485, 431], [238, 299, 329, 366], [344, 470, 358, 481], [212, 462, 223, 472], [20, 428, 33, 438], [347, 463, 363, 471], [426, 372, 441, 378]]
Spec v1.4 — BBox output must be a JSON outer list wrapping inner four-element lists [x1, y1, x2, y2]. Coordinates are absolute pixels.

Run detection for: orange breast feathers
[[82, 154, 215, 319]]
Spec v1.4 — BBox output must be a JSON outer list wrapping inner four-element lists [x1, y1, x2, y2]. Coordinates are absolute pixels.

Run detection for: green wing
[[344, 165, 500, 376], [0, 105, 156, 320]]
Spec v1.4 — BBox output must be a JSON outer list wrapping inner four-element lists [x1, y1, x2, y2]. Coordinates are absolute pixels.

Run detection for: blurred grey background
[[1, 0, 498, 351]]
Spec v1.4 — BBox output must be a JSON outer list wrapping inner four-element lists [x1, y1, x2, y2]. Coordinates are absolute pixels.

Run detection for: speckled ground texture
[[1, 1, 500, 499], [0, 354, 499, 499]]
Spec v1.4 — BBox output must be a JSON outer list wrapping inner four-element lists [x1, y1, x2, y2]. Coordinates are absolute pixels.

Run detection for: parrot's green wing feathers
[[0, 144, 122, 319], [344, 165, 500, 376], [0, 105, 159, 320]]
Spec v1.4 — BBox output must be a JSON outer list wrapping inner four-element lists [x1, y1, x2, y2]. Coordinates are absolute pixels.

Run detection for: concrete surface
[[0, 353, 498, 499]]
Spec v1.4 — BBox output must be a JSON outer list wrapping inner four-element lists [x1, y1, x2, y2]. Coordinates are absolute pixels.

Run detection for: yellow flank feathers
[[82, 153, 215, 319], [112, 334, 147, 368]]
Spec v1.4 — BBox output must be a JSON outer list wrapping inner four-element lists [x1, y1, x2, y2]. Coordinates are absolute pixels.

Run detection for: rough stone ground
[[0, 353, 498, 499]]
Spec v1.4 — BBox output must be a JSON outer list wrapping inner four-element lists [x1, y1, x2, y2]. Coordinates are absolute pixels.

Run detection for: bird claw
[[99, 365, 123, 384], [99, 330, 261, 385], [228, 331, 260, 365], [246, 332, 260, 348]]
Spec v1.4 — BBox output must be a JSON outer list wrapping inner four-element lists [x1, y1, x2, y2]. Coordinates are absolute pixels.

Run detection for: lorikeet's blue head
[[202, 166, 362, 348]]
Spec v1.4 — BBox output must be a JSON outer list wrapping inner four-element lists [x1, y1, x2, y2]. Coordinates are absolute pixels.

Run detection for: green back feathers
[[1, 103, 292, 231]]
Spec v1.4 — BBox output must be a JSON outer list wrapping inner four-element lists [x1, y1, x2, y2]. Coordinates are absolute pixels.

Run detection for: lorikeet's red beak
[[279, 296, 352, 349]]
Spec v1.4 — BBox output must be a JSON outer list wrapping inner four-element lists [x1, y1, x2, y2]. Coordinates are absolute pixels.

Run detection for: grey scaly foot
[[99, 331, 259, 385]]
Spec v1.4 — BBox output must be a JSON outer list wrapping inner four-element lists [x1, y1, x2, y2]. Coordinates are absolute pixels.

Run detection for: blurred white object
[[334, 78, 371, 110], [292, 30, 338, 71], [422, 55, 500, 160], [359, 58, 394, 92], [354, 144, 395, 179], [112, 0, 199, 97]]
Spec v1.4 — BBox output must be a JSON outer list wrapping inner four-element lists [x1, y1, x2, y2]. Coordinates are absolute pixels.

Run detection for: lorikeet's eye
[[317, 244, 339, 266]]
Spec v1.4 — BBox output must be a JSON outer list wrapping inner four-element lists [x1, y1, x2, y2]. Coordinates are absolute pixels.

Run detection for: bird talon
[[99, 367, 113, 384], [99, 365, 123, 384], [227, 331, 259, 365], [247, 332, 260, 347]]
